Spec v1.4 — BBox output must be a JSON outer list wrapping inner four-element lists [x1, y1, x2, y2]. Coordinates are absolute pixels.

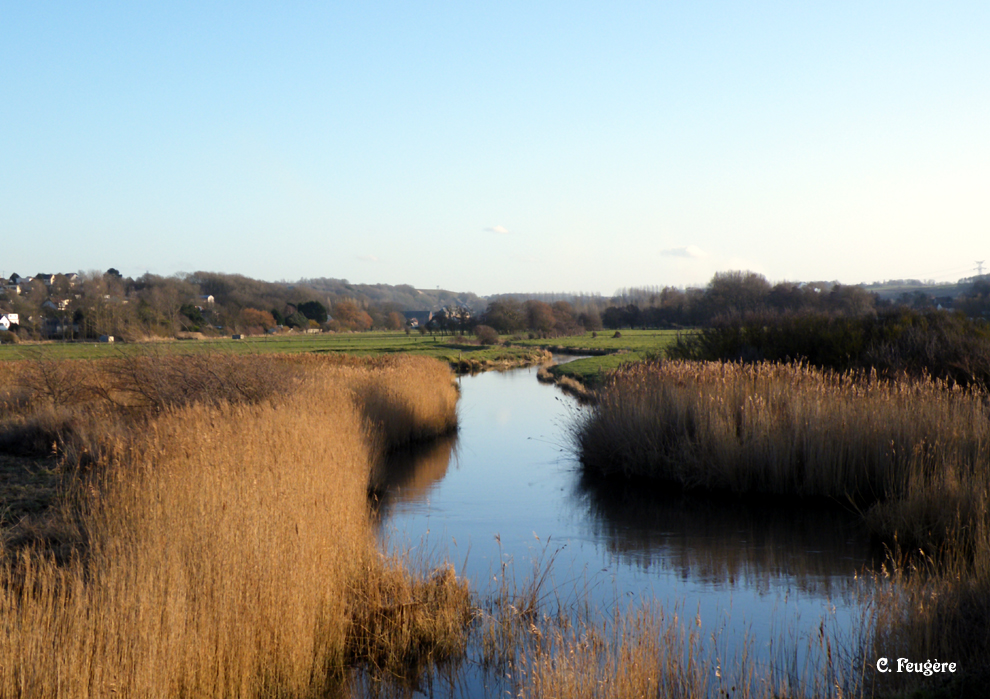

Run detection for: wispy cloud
[[485, 225, 510, 234], [356, 254, 380, 262], [660, 245, 707, 259]]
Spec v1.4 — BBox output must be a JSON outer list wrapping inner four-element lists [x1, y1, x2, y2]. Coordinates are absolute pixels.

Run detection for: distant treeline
[[562, 272, 990, 331], [601, 272, 884, 329], [0, 270, 486, 341], [669, 308, 990, 389], [6, 267, 990, 344], [480, 272, 888, 337]]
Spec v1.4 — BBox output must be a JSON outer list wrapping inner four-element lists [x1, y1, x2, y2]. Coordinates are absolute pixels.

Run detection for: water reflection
[[371, 433, 458, 521], [365, 365, 879, 697], [573, 471, 880, 595]]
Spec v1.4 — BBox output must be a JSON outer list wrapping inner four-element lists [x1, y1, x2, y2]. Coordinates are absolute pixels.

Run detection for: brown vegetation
[[577, 360, 990, 554], [0, 353, 468, 697], [536, 366, 594, 403], [575, 358, 990, 693]]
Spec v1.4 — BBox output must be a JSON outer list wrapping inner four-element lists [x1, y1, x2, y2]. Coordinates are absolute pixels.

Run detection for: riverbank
[[514, 329, 684, 389]]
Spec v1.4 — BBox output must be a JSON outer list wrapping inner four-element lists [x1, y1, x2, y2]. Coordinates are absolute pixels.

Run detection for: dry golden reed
[[0, 353, 467, 698], [577, 359, 990, 554], [574, 358, 990, 693]]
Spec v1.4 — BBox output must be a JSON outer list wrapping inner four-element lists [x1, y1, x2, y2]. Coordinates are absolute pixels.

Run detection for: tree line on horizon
[[2, 268, 989, 343]]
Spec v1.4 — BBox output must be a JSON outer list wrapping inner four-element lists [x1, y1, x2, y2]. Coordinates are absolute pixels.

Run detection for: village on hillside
[[0, 270, 481, 342]]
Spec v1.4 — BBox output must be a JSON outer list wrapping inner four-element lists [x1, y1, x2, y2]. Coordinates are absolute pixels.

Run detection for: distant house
[[34, 273, 56, 286], [8, 273, 30, 286], [42, 298, 72, 312], [0, 313, 19, 331], [200, 294, 215, 304], [402, 311, 433, 328], [41, 317, 75, 338]]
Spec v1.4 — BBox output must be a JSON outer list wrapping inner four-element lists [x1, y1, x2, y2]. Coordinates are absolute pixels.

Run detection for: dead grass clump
[[865, 554, 990, 696], [513, 605, 712, 699], [536, 367, 594, 403], [346, 560, 472, 678], [481, 560, 860, 699]]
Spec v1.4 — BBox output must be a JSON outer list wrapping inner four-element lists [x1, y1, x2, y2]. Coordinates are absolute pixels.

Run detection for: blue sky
[[3, 2, 988, 295]]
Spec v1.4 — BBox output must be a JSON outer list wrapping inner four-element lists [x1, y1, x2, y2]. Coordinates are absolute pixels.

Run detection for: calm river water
[[369, 359, 877, 696]]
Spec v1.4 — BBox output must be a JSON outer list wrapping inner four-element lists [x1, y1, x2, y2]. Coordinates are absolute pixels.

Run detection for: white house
[[0, 313, 19, 331]]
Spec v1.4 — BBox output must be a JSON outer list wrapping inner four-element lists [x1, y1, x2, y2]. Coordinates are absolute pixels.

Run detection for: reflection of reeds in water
[[369, 433, 458, 520], [575, 472, 879, 596]]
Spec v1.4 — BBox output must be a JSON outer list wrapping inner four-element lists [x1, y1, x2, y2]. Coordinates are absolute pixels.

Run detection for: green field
[[0, 331, 546, 369], [0, 329, 686, 383], [549, 353, 643, 387], [510, 328, 689, 353], [517, 329, 687, 387]]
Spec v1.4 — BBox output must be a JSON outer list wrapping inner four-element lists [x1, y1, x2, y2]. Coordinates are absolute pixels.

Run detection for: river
[[368, 360, 877, 696]]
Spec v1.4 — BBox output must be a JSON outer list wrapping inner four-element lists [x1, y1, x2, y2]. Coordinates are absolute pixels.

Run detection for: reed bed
[[0, 353, 468, 698], [314, 354, 460, 449], [576, 359, 990, 555], [574, 358, 990, 693]]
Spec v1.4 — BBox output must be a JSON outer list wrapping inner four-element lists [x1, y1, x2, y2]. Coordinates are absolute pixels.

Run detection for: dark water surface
[[370, 361, 877, 695]]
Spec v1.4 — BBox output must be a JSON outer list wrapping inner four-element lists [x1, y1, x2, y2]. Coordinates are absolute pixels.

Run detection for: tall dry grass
[[577, 359, 990, 555], [575, 358, 990, 694], [0, 353, 468, 697]]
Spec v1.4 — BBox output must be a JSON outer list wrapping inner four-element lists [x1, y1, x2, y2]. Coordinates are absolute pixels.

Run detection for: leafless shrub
[[103, 351, 298, 411], [474, 325, 499, 345], [17, 354, 96, 409]]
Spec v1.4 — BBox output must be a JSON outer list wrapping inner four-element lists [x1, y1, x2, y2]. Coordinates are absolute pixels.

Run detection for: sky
[[3, 2, 988, 296]]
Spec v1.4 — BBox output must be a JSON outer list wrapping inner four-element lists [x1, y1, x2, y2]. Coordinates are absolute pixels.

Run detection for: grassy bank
[[0, 353, 471, 697], [520, 329, 688, 392], [544, 353, 640, 391]]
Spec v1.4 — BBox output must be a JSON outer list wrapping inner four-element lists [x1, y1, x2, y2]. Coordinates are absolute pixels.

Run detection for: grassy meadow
[[523, 329, 688, 389], [0, 330, 551, 372], [510, 328, 686, 353]]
